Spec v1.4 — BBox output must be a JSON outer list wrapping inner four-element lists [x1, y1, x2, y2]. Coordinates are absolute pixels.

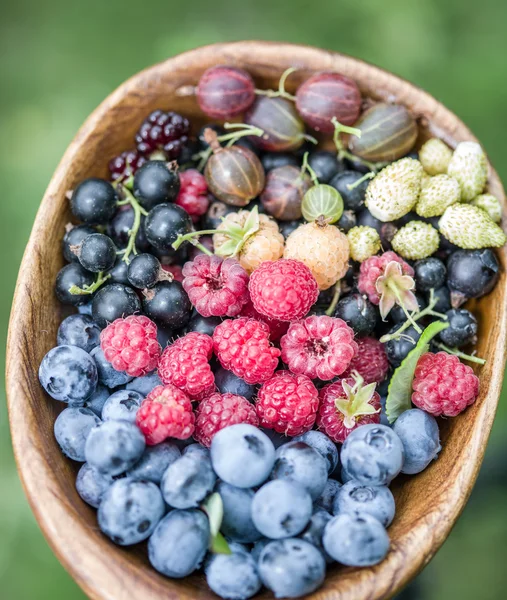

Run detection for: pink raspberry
[[213, 318, 281, 384], [280, 316, 357, 381], [249, 259, 319, 322], [358, 251, 414, 305], [255, 371, 319, 436], [175, 169, 209, 222], [240, 299, 289, 341], [342, 336, 389, 384], [161, 264, 183, 282], [136, 384, 195, 445], [182, 255, 249, 318], [412, 352, 479, 417], [317, 376, 381, 443], [158, 332, 214, 400], [100, 315, 160, 377], [194, 392, 259, 447]]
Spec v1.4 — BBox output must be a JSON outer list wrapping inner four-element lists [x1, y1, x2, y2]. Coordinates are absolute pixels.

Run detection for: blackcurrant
[[334, 293, 378, 336], [127, 253, 162, 289], [76, 233, 116, 273], [215, 367, 257, 401], [202, 200, 239, 230], [142, 280, 191, 329], [438, 309, 478, 348], [183, 314, 223, 337], [447, 249, 500, 306], [429, 286, 451, 314], [144, 203, 192, 251], [261, 152, 299, 173], [91, 283, 141, 328], [337, 210, 357, 232], [234, 137, 262, 157], [385, 324, 421, 367], [279, 219, 303, 239], [62, 224, 95, 263], [414, 257, 446, 291], [198, 124, 225, 150], [356, 209, 396, 248], [70, 178, 117, 225], [389, 293, 427, 323], [55, 263, 95, 306], [308, 151, 344, 184], [107, 207, 150, 252], [329, 170, 369, 211], [107, 257, 130, 285], [133, 161, 180, 210]]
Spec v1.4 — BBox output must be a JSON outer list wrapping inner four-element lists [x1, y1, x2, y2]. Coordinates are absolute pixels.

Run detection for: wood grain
[[5, 41, 507, 600]]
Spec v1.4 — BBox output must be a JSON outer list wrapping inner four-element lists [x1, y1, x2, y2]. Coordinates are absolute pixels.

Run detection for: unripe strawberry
[[347, 226, 381, 263], [439, 204, 506, 249], [391, 221, 440, 260], [470, 193, 502, 223], [365, 158, 424, 222], [447, 141, 488, 201], [415, 174, 461, 217], [418, 138, 453, 175]]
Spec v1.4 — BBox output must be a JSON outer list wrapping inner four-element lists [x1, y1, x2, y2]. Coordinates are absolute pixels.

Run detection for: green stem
[[193, 124, 265, 169], [190, 239, 213, 256], [346, 171, 375, 191], [388, 282, 422, 334], [325, 284, 341, 316], [172, 229, 222, 251], [255, 67, 297, 101], [114, 185, 149, 264], [435, 343, 486, 365], [69, 271, 111, 295], [300, 152, 320, 186], [331, 117, 386, 172]]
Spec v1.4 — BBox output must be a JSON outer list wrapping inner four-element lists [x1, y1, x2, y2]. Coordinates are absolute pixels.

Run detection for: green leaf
[[211, 532, 232, 555], [386, 320, 449, 424], [215, 239, 240, 257], [201, 493, 231, 555]]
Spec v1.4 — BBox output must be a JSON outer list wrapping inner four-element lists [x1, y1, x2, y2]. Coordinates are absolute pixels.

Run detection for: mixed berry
[[38, 62, 504, 599]]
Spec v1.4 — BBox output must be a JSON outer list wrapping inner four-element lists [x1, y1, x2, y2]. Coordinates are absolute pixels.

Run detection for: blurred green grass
[[2, 0, 507, 598]]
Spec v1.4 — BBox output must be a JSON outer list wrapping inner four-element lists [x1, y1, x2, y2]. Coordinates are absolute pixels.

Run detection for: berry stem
[[114, 184, 149, 264], [331, 117, 386, 172], [255, 67, 297, 101], [325, 284, 341, 316], [68, 271, 111, 296], [172, 229, 222, 251], [387, 281, 422, 334], [434, 342, 486, 365], [346, 171, 375, 191], [300, 152, 320, 185]]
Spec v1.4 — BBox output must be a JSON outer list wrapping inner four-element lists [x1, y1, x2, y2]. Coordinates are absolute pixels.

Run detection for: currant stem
[[388, 282, 422, 334], [325, 284, 341, 316], [69, 271, 111, 296], [300, 152, 320, 186], [255, 67, 297, 101], [434, 343, 486, 365], [172, 229, 221, 251], [190, 239, 214, 257], [346, 171, 375, 191], [114, 184, 149, 264]]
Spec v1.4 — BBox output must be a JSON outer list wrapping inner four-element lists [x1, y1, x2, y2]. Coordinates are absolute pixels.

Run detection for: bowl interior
[[6, 41, 507, 600]]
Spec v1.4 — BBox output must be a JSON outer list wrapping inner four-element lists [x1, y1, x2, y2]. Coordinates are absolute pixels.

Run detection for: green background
[[2, 0, 507, 598]]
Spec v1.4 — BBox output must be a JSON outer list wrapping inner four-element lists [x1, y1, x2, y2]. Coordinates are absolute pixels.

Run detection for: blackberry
[[136, 110, 190, 160], [261, 152, 299, 173], [385, 324, 421, 367], [75, 233, 117, 273], [63, 224, 95, 263], [330, 171, 369, 211], [337, 210, 357, 232], [447, 249, 500, 306], [127, 253, 163, 289], [202, 199, 239, 230], [183, 314, 223, 337], [414, 257, 447, 291], [91, 283, 141, 328], [107, 207, 150, 252], [106, 257, 130, 285], [133, 161, 180, 210], [142, 280, 192, 329], [279, 219, 304, 239], [144, 203, 192, 252], [108, 149, 146, 183], [334, 293, 378, 336], [70, 178, 118, 225], [308, 150, 344, 183], [438, 308, 478, 348], [55, 263, 95, 305]]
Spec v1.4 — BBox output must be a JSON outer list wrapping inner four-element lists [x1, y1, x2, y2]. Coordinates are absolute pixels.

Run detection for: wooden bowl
[[6, 41, 507, 600]]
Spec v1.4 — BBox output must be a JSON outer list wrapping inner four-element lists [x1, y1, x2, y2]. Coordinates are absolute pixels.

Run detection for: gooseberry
[[197, 66, 256, 120]]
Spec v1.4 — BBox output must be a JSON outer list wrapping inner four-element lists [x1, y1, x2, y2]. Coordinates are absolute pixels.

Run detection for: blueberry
[[107, 206, 150, 252], [389, 293, 426, 324], [76, 233, 117, 272], [210, 424, 276, 488], [379, 395, 389, 426], [438, 308, 478, 348], [393, 409, 441, 474], [54, 407, 101, 461], [261, 152, 299, 173], [39, 345, 98, 404], [156, 325, 174, 348], [429, 286, 451, 314], [334, 293, 378, 336], [279, 219, 304, 239], [75, 462, 113, 508], [183, 313, 223, 337], [217, 481, 262, 543], [78, 302, 93, 315], [414, 257, 446, 291], [300, 508, 333, 561], [85, 419, 145, 475], [206, 545, 262, 600], [126, 371, 162, 396], [323, 512, 389, 566], [329, 170, 368, 211], [161, 453, 216, 509], [251, 538, 270, 562], [55, 263, 95, 306], [203, 200, 239, 230], [308, 150, 344, 183], [447, 249, 500, 305], [258, 538, 326, 597], [57, 314, 101, 353], [385, 324, 421, 367], [337, 209, 357, 232], [127, 253, 163, 289], [83, 384, 110, 416], [251, 480, 312, 539], [144, 203, 192, 251], [70, 178, 117, 225], [101, 389, 143, 423], [215, 367, 256, 401], [90, 346, 133, 387], [292, 431, 339, 474], [127, 442, 181, 484], [98, 478, 165, 546], [133, 161, 180, 210], [91, 283, 141, 329], [106, 257, 130, 285], [63, 224, 96, 263], [333, 481, 395, 527], [271, 441, 328, 500], [315, 479, 342, 513], [182, 443, 210, 459], [148, 509, 210, 577], [142, 280, 192, 329], [340, 424, 404, 486]]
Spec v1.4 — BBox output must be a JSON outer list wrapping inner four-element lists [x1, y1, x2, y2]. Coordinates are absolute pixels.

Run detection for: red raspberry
[[317, 375, 381, 443], [108, 149, 146, 183], [213, 318, 281, 384], [240, 299, 289, 341], [182, 255, 249, 318], [342, 336, 389, 384], [412, 352, 479, 417], [249, 259, 319, 321], [161, 264, 184, 283], [158, 332, 214, 400], [100, 315, 160, 377], [136, 384, 195, 445], [194, 392, 259, 447], [357, 251, 414, 305], [280, 316, 357, 381], [176, 169, 210, 222], [256, 371, 319, 436]]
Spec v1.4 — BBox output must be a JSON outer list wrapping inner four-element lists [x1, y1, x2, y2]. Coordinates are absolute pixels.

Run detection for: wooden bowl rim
[[6, 41, 507, 600]]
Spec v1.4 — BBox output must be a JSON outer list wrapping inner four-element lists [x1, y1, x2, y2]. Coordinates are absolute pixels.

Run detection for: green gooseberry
[[301, 184, 344, 224]]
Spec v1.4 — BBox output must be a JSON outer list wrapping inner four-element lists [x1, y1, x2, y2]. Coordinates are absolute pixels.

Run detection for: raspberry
[[158, 332, 214, 400], [161, 264, 183, 282], [194, 392, 259, 447], [100, 315, 160, 378], [136, 384, 194, 445], [182, 255, 249, 318], [357, 251, 414, 306], [280, 316, 357, 381], [255, 371, 319, 436], [342, 336, 389, 384], [240, 299, 289, 341], [412, 352, 479, 417], [135, 110, 190, 160], [175, 169, 210, 222], [316, 375, 381, 443], [108, 149, 146, 183], [213, 318, 280, 384]]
